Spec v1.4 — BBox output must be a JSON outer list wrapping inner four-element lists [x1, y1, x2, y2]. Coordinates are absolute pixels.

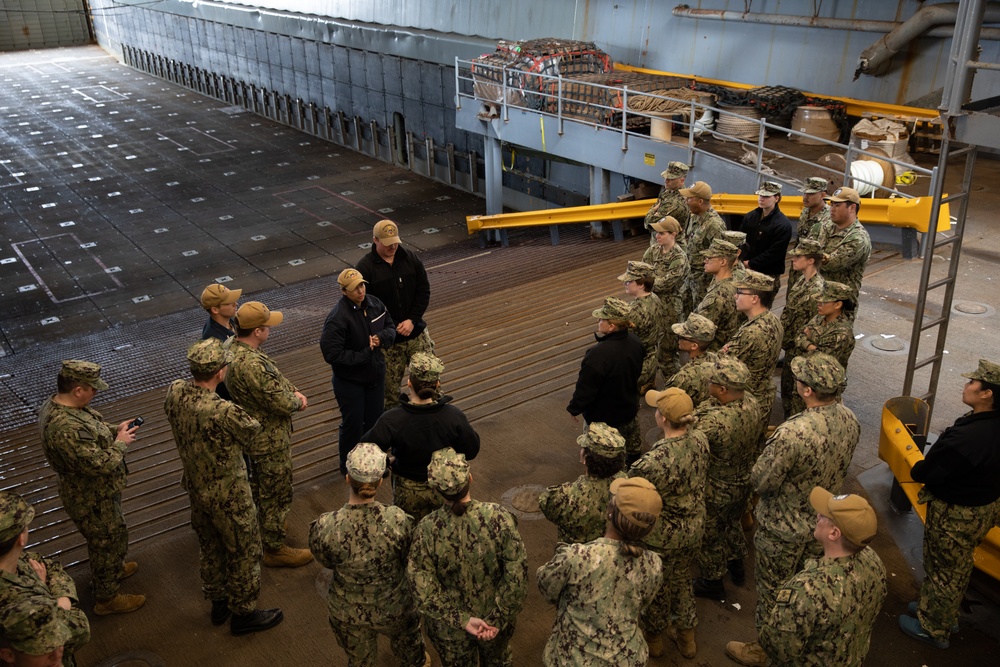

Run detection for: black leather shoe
[[693, 577, 726, 601], [728, 558, 746, 586], [231, 608, 284, 636], [211, 600, 230, 626]]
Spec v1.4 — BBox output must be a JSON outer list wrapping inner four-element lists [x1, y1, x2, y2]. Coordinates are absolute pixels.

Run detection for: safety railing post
[[557, 77, 564, 136], [621, 87, 629, 152]]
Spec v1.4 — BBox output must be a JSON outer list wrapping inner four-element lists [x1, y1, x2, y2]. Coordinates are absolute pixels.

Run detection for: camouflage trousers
[[657, 331, 680, 380], [779, 364, 805, 420], [62, 489, 128, 600], [698, 481, 751, 580], [392, 473, 444, 523], [606, 415, 642, 461], [639, 351, 658, 390], [686, 273, 712, 317], [427, 618, 515, 667], [248, 447, 293, 551], [754, 386, 777, 458], [329, 608, 425, 667], [642, 546, 698, 634], [189, 492, 262, 614], [753, 527, 821, 631], [383, 329, 435, 409], [917, 491, 1000, 641]]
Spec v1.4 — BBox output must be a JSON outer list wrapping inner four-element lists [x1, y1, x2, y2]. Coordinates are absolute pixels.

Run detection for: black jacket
[[355, 246, 430, 343], [567, 330, 643, 427], [739, 205, 793, 277], [361, 395, 480, 482], [911, 408, 1000, 506], [319, 294, 396, 387]]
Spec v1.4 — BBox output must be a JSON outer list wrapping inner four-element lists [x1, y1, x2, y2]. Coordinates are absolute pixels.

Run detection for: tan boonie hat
[[610, 477, 662, 529], [577, 422, 625, 458], [617, 260, 655, 283], [346, 443, 388, 483], [962, 359, 1000, 385], [236, 301, 283, 329], [645, 387, 695, 422], [790, 237, 825, 256], [338, 268, 367, 292], [187, 338, 232, 375], [722, 230, 746, 246], [825, 186, 861, 204], [798, 177, 829, 194], [710, 357, 751, 390], [200, 283, 242, 310], [679, 180, 712, 200], [755, 181, 782, 196], [818, 280, 855, 304], [701, 238, 739, 260], [649, 216, 681, 234], [0, 595, 74, 656], [671, 312, 717, 343], [59, 360, 108, 391], [660, 161, 690, 179], [791, 353, 846, 395], [409, 352, 444, 383], [373, 219, 402, 245], [592, 296, 631, 322], [426, 448, 470, 496], [734, 269, 775, 292], [810, 486, 877, 546], [0, 492, 34, 543]]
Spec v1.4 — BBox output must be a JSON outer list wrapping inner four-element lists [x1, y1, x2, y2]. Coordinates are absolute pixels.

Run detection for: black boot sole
[[231, 609, 284, 636]]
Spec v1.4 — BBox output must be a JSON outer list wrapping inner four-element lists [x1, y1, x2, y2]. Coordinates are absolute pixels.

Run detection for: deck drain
[[501, 484, 546, 520], [93, 650, 165, 667], [862, 335, 908, 355], [953, 301, 993, 317]]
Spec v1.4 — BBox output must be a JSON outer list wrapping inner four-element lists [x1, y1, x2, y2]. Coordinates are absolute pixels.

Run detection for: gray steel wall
[[0, 0, 91, 51]]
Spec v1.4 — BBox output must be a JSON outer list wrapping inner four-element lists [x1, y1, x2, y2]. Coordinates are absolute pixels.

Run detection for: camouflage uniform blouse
[[666, 351, 719, 408], [817, 220, 871, 298], [685, 208, 727, 304], [38, 399, 127, 500], [225, 340, 303, 456], [628, 293, 667, 365], [694, 277, 744, 352], [797, 204, 831, 240], [780, 273, 825, 351], [537, 538, 662, 667], [695, 393, 763, 492], [793, 313, 855, 369], [644, 188, 690, 241], [641, 244, 689, 324], [725, 311, 783, 404], [759, 548, 886, 667], [538, 472, 626, 545]]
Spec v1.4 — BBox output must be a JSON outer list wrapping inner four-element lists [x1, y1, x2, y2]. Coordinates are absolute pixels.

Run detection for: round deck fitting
[[953, 301, 993, 317], [501, 484, 546, 520], [862, 335, 909, 355]]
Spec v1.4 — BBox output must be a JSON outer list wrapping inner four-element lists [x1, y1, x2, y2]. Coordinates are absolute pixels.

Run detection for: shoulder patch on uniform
[[76, 428, 96, 440], [775, 588, 792, 604]]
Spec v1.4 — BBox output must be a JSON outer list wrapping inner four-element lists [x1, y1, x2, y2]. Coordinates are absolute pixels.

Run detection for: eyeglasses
[[735, 290, 754, 296]]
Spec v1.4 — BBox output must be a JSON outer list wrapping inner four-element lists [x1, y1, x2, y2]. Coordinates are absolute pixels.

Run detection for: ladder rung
[[919, 316, 948, 331], [913, 354, 942, 370], [945, 144, 976, 158], [926, 276, 954, 291], [941, 192, 968, 205], [934, 236, 959, 250], [915, 391, 935, 403]]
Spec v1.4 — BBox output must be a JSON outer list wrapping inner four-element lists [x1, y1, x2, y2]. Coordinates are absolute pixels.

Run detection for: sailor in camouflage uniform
[[743, 488, 886, 667], [643, 162, 690, 245], [408, 449, 528, 667], [694, 239, 745, 352], [785, 177, 830, 294], [225, 302, 313, 568], [779, 239, 826, 418], [630, 388, 708, 659], [163, 339, 283, 636], [0, 595, 80, 667], [641, 216, 689, 378], [665, 313, 718, 408], [722, 230, 748, 282], [0, 493, 90, 666], [537, 477, 664, 667], [618, 261, 666, 391], [792, 281, 856, 374], [538, 422, 626, 545], [38, 360, 145, 615], [681, 181, 727, 313], [818, 187, 871, 306], [729, 354, 859, 666], [309, 444, 429, 667], [691, 358, 762, 600]]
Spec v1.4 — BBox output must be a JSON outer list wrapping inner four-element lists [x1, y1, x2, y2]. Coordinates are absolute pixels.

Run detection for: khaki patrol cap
[[660, 161, 690, 179], [645, 387, 695, 422], [409, 352, 444, 383], [734, 269, 775, 292], [0, 595, 73, 656], [791, 353, 846, 395], [592, 296, 631, 322], [679, 180, 712, 199], [825, 186, 861, 204], [649, 216, 681, 234], [710, 357, 751, 390], [236, 301, 283, 329], [810, 486, 877, 546], [818, 280, 855, 304], [338, 268, 367, 292], [373, 219, 402, 245], [790, 237, 825, 256], [722, 230, 746, 246], [426, 448, 470, 496], [0, 492, 34, 542], [755, 181, 782, 196], [346, 443, 388, 483], [701, 238, 739, 260], [671, 312, 717, 343], [962, 359, 1000, 385], [617, 260, 655, 283], [798, 177, 830, 194], [200, 283, 242, 310], [610, 477, 662, 529], [577, 422, 625, 458], [59, 360, 108, 391], [186, 338, 232, 375]]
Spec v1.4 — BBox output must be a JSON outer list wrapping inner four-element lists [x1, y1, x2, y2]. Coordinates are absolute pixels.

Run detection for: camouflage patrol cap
[[817, 280, 855, 304], [825, 186, 861, 204], [790, 353, 846, 395], [346, 443, 388, 483], [701, 238, 739, 260], [409, 352, 444, 383], [733, 269, 775, 292], [810, 486, 877, 546], [617, 260, 655, 283], [649, 216, 681, 234], [186, 338, 232, 375], [592, 296, 631, 322], [0, 492, 34, 543], [577, 422, 625, 458], [59, 360, 108, 391], [644, 387, 694, 422], [660, 161, 690, 179], [0, 595, 73, 656], [790, 237, 824, 256], [235, 301, 283, 329], [427, 448, 470, 496], [679, 181, 712, 199], [721, 230, 746, 246], [338, 268, 367, 292], [961, 358, 1000, 385], [798, 177, 830, 194], [200, 283, 241, 310], [755, 181, 782, 196], [671, 312, 717, 343], [373, 219, 402, 245], [710, 357, 750, 390], [609, 477, 662, 529]]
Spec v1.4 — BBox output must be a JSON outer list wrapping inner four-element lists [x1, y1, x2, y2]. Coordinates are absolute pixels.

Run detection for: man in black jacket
[[567, 297, 644, 465], [739, 181, 793, 291], [355, 219, 433, 409], [320, 268, 396, 475]]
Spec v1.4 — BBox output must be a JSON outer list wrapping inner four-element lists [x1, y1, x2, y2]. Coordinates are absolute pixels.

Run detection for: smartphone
[[128, 416, 144, 429]]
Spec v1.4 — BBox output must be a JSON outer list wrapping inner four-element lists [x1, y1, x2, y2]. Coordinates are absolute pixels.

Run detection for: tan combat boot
[[421, 650, 432, 667], [666, 626, 697, 659], [94, 593, 146, 616], [725, 640, 767, 666], [263, 544, 314, 568], [644, 630, 664, 658], [122, 561, 138, 578]]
